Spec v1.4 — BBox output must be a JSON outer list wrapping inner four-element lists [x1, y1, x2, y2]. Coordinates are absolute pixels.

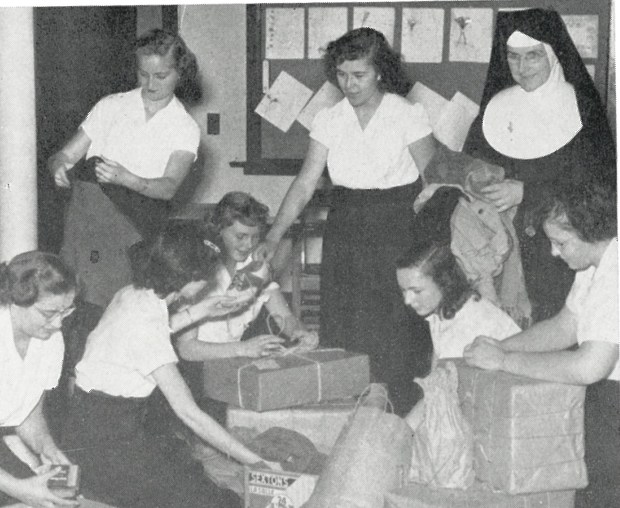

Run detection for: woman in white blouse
[[465, 180, 618, 508], [0, 252, 78, 507], [61, 223, 275, 508], [255, 28, 436, 415]]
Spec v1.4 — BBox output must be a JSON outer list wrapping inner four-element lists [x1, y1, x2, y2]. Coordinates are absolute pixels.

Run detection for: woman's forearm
[[499, 307, 577, 353], [193, 416, 262, 464], [124, 174, 179, 200], [15, 399, 56, 456], [267, 180, 315, 244], [501, 348, 610, 385], [177, 336, 245, 361]]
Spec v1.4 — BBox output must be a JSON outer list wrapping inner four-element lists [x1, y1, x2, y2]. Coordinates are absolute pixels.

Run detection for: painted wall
[[178, 4, 294, 215]]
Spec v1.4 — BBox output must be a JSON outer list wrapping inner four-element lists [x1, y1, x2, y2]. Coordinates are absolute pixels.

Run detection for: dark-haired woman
[[0, 252, 79, 507], [50, 28, 201, 313], [465, 180, 618, 508], [61, 223, 274, 508], [396, 241, 519, 367], [255, 28, 435, 415]]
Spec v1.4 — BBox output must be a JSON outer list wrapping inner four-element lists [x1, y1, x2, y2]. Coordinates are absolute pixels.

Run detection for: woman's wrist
[[234, 341, 248, 357]]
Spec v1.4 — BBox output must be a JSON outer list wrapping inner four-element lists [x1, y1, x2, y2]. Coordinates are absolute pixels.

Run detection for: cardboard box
[[384, 482, 575, 508], [8, 498, 116, 508], [204, 349, 370, 411], [244, 467, 318, 508], [453, 361, 587, 494], [227, 398, 357, 454]]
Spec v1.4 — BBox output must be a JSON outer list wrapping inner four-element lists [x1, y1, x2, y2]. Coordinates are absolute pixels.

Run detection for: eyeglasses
[[33, 304, 76, 322]]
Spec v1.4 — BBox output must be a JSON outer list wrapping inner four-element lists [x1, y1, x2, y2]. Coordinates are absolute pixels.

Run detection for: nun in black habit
[[464, 8, 616, 322]]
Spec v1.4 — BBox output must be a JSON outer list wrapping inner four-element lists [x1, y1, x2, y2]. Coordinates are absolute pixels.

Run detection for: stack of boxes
[[385, 360, 586, 508], [202, 349, 371, 507]]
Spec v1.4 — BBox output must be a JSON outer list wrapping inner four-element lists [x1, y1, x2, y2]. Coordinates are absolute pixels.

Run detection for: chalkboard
[[242, 1, 611, 175]]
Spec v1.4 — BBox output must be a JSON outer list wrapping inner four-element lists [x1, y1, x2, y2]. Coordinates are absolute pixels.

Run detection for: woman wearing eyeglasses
[[0, 251, 79, 507]]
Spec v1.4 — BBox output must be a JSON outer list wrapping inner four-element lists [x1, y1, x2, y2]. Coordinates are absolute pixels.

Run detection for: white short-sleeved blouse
[[81, 88, 200, 179], [75, 286, 178, 397], [197, 261, 278, 344], [310, 93, 432, 189], [566, 238, 619, 381], [426, 296, 521, 360], [0, 308, 64, 427]]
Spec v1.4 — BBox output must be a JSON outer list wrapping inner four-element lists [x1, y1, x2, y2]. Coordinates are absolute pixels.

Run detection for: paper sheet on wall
[[353, 7, 396, 47], [255, 71, 314, 133], [265, 7, 305, 59], [297, 81, 344, 131], [406, 82, 449, 130], [434, 98, 479, 152], [562, 15, 599, 59], [449, 8, 493, 63], [308, 7, 348, 59], [401, 8, 444, 63], [451, 91, 480, 120]]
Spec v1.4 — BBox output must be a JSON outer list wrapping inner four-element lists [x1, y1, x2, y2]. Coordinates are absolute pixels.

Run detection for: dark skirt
[[0, 427, 33, 506], [576, 379, 620, 508], [62, 388, 240, 508], [320, 182, 433, 415]]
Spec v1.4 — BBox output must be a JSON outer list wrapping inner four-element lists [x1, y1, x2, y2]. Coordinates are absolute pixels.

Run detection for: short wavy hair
[[0, 251, 77, 307], [207, 192, 270, 234], [128, 221, 220, 297], [323, 27, 412, 96], [396, 241, 476, 320], [540, 176, 617, 243], [135, 28, 200, 102]]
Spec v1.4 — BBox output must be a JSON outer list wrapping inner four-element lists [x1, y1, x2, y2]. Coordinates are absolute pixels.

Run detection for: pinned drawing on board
[[449, 8, 493, 63], [255, 71, 314, 133], [265, 7, 305, 59], [407, 82, 449, 130], [401, 8, 445, 63], [562, 14, 599, 59], [308, 7, 348, 59], [407, 82, 479, 152], [297, 81, 344, 130], [352, 7, 396, 47]]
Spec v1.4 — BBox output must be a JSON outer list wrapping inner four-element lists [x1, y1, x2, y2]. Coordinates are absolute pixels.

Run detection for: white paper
[[451, 91, 480, 120], [255, 71, 314, 133], [308, 7, 348, 59], [352, 7, 396, 47], [586, 64, 596, 80], [562, 15, 599, 59], [401, 8, 445, 63], [449, 8, 493, 63], [297, 81, 344, 131], [434, 100, 479, 152], [265, 7, 305, 59], [406, 82, 449, 130]]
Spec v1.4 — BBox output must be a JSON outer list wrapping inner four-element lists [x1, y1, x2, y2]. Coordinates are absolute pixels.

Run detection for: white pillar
[[0, 7, 38, 262]]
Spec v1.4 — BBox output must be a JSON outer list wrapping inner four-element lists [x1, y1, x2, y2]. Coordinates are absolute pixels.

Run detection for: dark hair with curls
[[323, 27, 412, 96], [396, 241, 477, 319], [206, 192, 270, 235], [0, 251, 77, 307], [135, 28, 201, 103], [128, 221, 220, 297], [540, 176, 617, 243]]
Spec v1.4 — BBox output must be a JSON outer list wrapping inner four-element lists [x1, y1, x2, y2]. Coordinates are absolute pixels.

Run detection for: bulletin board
[[241, 1, 612, 175]]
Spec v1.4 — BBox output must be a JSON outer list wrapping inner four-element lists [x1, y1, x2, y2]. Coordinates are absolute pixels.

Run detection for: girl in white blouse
[[255, 28, 436, 415], [62, 223, 275, 508], [396, 240, 519, 367]]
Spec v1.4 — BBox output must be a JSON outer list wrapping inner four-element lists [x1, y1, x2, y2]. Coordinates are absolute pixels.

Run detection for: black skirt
[[320, 181, 433, 415], [62, 387, 240, 508]]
